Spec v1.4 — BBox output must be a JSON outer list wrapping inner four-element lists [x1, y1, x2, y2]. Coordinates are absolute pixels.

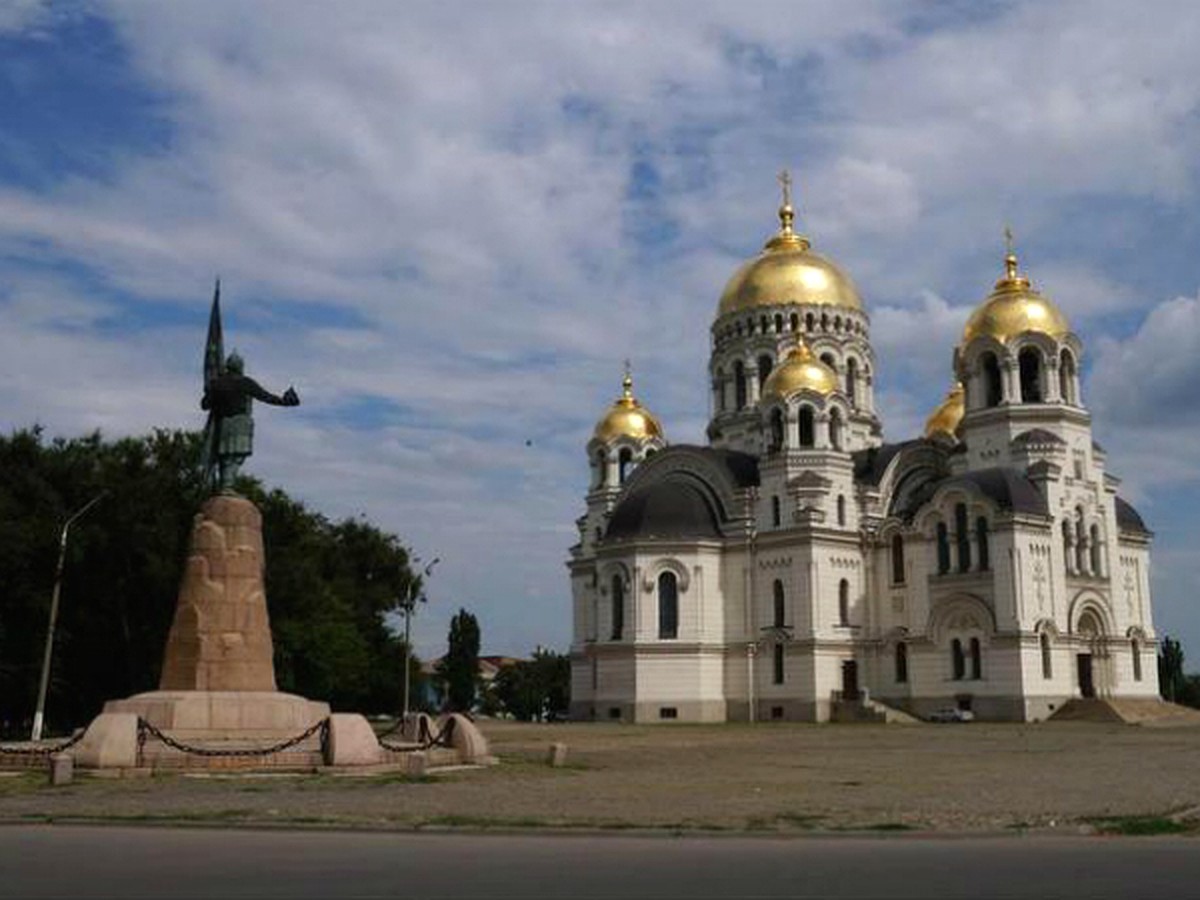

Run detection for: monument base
[[102, 690, 330, 740]]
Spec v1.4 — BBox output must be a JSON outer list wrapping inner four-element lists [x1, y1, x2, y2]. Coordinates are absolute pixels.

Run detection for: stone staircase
[[830, 692, 921, 724], [1049, 697, 1200, 726]]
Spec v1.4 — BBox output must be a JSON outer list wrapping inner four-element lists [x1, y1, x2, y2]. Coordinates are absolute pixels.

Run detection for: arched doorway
[[1076, 608, 1104, 698]]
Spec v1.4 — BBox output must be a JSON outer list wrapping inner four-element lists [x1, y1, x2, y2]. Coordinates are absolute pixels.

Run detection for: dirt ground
[[3, 720, 1200, 833]]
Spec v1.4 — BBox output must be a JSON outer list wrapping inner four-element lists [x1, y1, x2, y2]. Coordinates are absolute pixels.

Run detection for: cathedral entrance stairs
[[830, 693, 921, 724]]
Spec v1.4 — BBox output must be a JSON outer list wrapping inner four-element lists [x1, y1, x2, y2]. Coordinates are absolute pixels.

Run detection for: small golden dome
[[962, 239, 1070, 345], [924, 382, 965, 441], [761, 339, 839, 400], [716, 175, 862, 318], [593, 369, 664, 443]]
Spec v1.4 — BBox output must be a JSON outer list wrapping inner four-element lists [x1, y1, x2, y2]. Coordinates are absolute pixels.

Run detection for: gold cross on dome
[[1004, 225, 1015, 257], [778, 169, 793, 208]]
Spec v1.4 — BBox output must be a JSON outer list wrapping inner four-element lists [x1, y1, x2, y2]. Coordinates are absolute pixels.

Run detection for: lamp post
[[401, 557, 438, 720], [32, 490, 108, 741]]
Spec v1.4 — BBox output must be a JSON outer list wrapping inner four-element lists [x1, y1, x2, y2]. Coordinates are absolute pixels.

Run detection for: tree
[[491, 649, 570, 721], [440, 609, 480, 712], [1159, 636, 1186, 703]]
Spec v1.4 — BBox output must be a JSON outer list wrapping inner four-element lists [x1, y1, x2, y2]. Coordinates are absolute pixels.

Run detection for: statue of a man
[[198, 284, 300, 493], [201, 351, 299, 491]]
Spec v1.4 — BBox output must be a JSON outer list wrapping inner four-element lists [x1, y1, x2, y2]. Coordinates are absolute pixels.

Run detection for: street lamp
[[32, 490, 108, 741], [401, 556, 439, 720]]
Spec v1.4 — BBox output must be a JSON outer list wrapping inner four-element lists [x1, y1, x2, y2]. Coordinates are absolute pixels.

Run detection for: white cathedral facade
[[567, 182, 1159, 723]]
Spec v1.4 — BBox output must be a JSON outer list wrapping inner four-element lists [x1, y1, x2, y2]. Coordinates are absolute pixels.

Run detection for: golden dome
[[761, 339, 839, 400], [593, 369, 663, 443], [962, 243, 1070, 345], [716, 177, 862, 318], [924, 382, 965, 441]]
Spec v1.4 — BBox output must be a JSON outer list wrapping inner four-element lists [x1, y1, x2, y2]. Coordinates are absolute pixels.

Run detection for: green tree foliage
[[440, 609, 480, 712], [1158, 636, 1200, 708], [490, 649, 570, 721], [0, 427, 424, 737], [1159, 636, 1186, 703]]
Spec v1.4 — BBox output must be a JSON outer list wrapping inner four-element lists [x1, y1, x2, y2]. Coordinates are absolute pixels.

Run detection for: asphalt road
[[1, 826, 1198, 899]]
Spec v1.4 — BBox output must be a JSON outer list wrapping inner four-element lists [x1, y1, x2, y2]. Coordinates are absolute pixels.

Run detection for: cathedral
[[567, 176, 1159, 723]]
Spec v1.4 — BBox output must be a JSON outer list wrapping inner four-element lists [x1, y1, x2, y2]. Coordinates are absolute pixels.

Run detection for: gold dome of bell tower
[[962, 229, 1070, 345], [593, 365, 664, 444], [716, 171, 862, 318]]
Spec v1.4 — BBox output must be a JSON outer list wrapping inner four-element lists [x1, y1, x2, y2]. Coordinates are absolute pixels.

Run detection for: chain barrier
[[378, 714, 456, 753], [136, 717, 330, 761], [0, 729, 85, 758]]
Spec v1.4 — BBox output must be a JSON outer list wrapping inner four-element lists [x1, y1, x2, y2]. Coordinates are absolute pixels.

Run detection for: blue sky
[[2, 0, 1199, 663]]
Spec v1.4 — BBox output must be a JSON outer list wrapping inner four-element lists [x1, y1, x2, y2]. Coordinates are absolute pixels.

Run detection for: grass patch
[[1088, 815, 1193, 836]]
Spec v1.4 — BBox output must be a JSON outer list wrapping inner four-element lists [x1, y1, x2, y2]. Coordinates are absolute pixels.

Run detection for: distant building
[[420, 655, 525, 710], [568, 180, 1158, 723]]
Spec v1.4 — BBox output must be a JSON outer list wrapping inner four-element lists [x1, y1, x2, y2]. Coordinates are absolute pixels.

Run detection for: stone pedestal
[[159, 494, 277, 692]]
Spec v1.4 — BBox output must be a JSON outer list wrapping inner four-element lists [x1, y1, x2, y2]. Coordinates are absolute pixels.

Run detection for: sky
[[2, 0, 1199, 663]]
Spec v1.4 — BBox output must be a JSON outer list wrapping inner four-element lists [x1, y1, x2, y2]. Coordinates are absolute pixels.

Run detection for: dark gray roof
[[1013, 428, 1066, 446], [952, 468, 1049, 517], [1092, 440, 1106, 454], [1115, 496, 1150, 535], [606, 480, 722, 541], [852, 440, 925, 486], [647, 444, 760, 487]]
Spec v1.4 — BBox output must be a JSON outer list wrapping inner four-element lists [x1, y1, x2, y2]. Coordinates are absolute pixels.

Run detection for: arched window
[[769, 408, 785, 452], [734, 361, 747, 410], [657, 572, 678, 640], [1062, 520, 1074, 574], [790, 313, 799, 332], [976, 517, 990, 571], [760, 314, 768, 334], [798, 406, 815, 448], [970, 637, 982, 680], [610, 575, 624, 640], [757, 354, 773, 392], [837, 494, 846, 527], [895, 642, 909, 684], [773, 580, 785, 628], [1132, 639, 1143, 681], [951, 639, 965, 680], [715, 368, 726, 412], [618, 448, 633, 484], [1019, 347, 1043, 403], [805, 312, 815, 332], [846, 358, 858, 403], [1041, 632, 1053, 679], [771, 495, 781, 528], [829, 408, 844, 450], [891, 534, 906, 584], [982, 352, 1003, 407], [774, 314, 784, 333], [1059, 349, 1077, 404], [955, 503, 971, 572], [1089, 524, 1102, 576], [837, 579, 850, 625], [821, 312, 829, 331], [821, 351, 836, 370], [773, 643, 785, 685], [834, 315, 842, 332], [594, 450, 607, 488], [936, 522, 951, 574]]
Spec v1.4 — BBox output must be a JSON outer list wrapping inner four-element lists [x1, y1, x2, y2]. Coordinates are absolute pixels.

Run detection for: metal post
[[402, 599, 413, 719], [32, 491, 107, 741]]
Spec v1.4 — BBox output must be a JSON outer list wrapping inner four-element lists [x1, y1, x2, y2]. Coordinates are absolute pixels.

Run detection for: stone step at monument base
[[104, 690, 331, 740]]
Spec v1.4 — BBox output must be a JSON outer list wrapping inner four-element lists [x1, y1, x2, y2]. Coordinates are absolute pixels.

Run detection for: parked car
[[928, 707, 975, 723]]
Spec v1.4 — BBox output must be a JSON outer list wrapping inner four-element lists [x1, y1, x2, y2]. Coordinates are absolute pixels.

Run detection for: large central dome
[[717, 199, 862, 317]]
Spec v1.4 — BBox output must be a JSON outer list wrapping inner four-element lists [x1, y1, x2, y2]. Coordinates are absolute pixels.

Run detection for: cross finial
[[778, 169, 792, 208], [622, 359, 633, 399], [1003, 225, 1019, 280]]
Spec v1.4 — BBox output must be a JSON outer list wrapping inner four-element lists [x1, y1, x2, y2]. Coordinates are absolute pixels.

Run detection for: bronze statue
[[199, 282, 300, 493]]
